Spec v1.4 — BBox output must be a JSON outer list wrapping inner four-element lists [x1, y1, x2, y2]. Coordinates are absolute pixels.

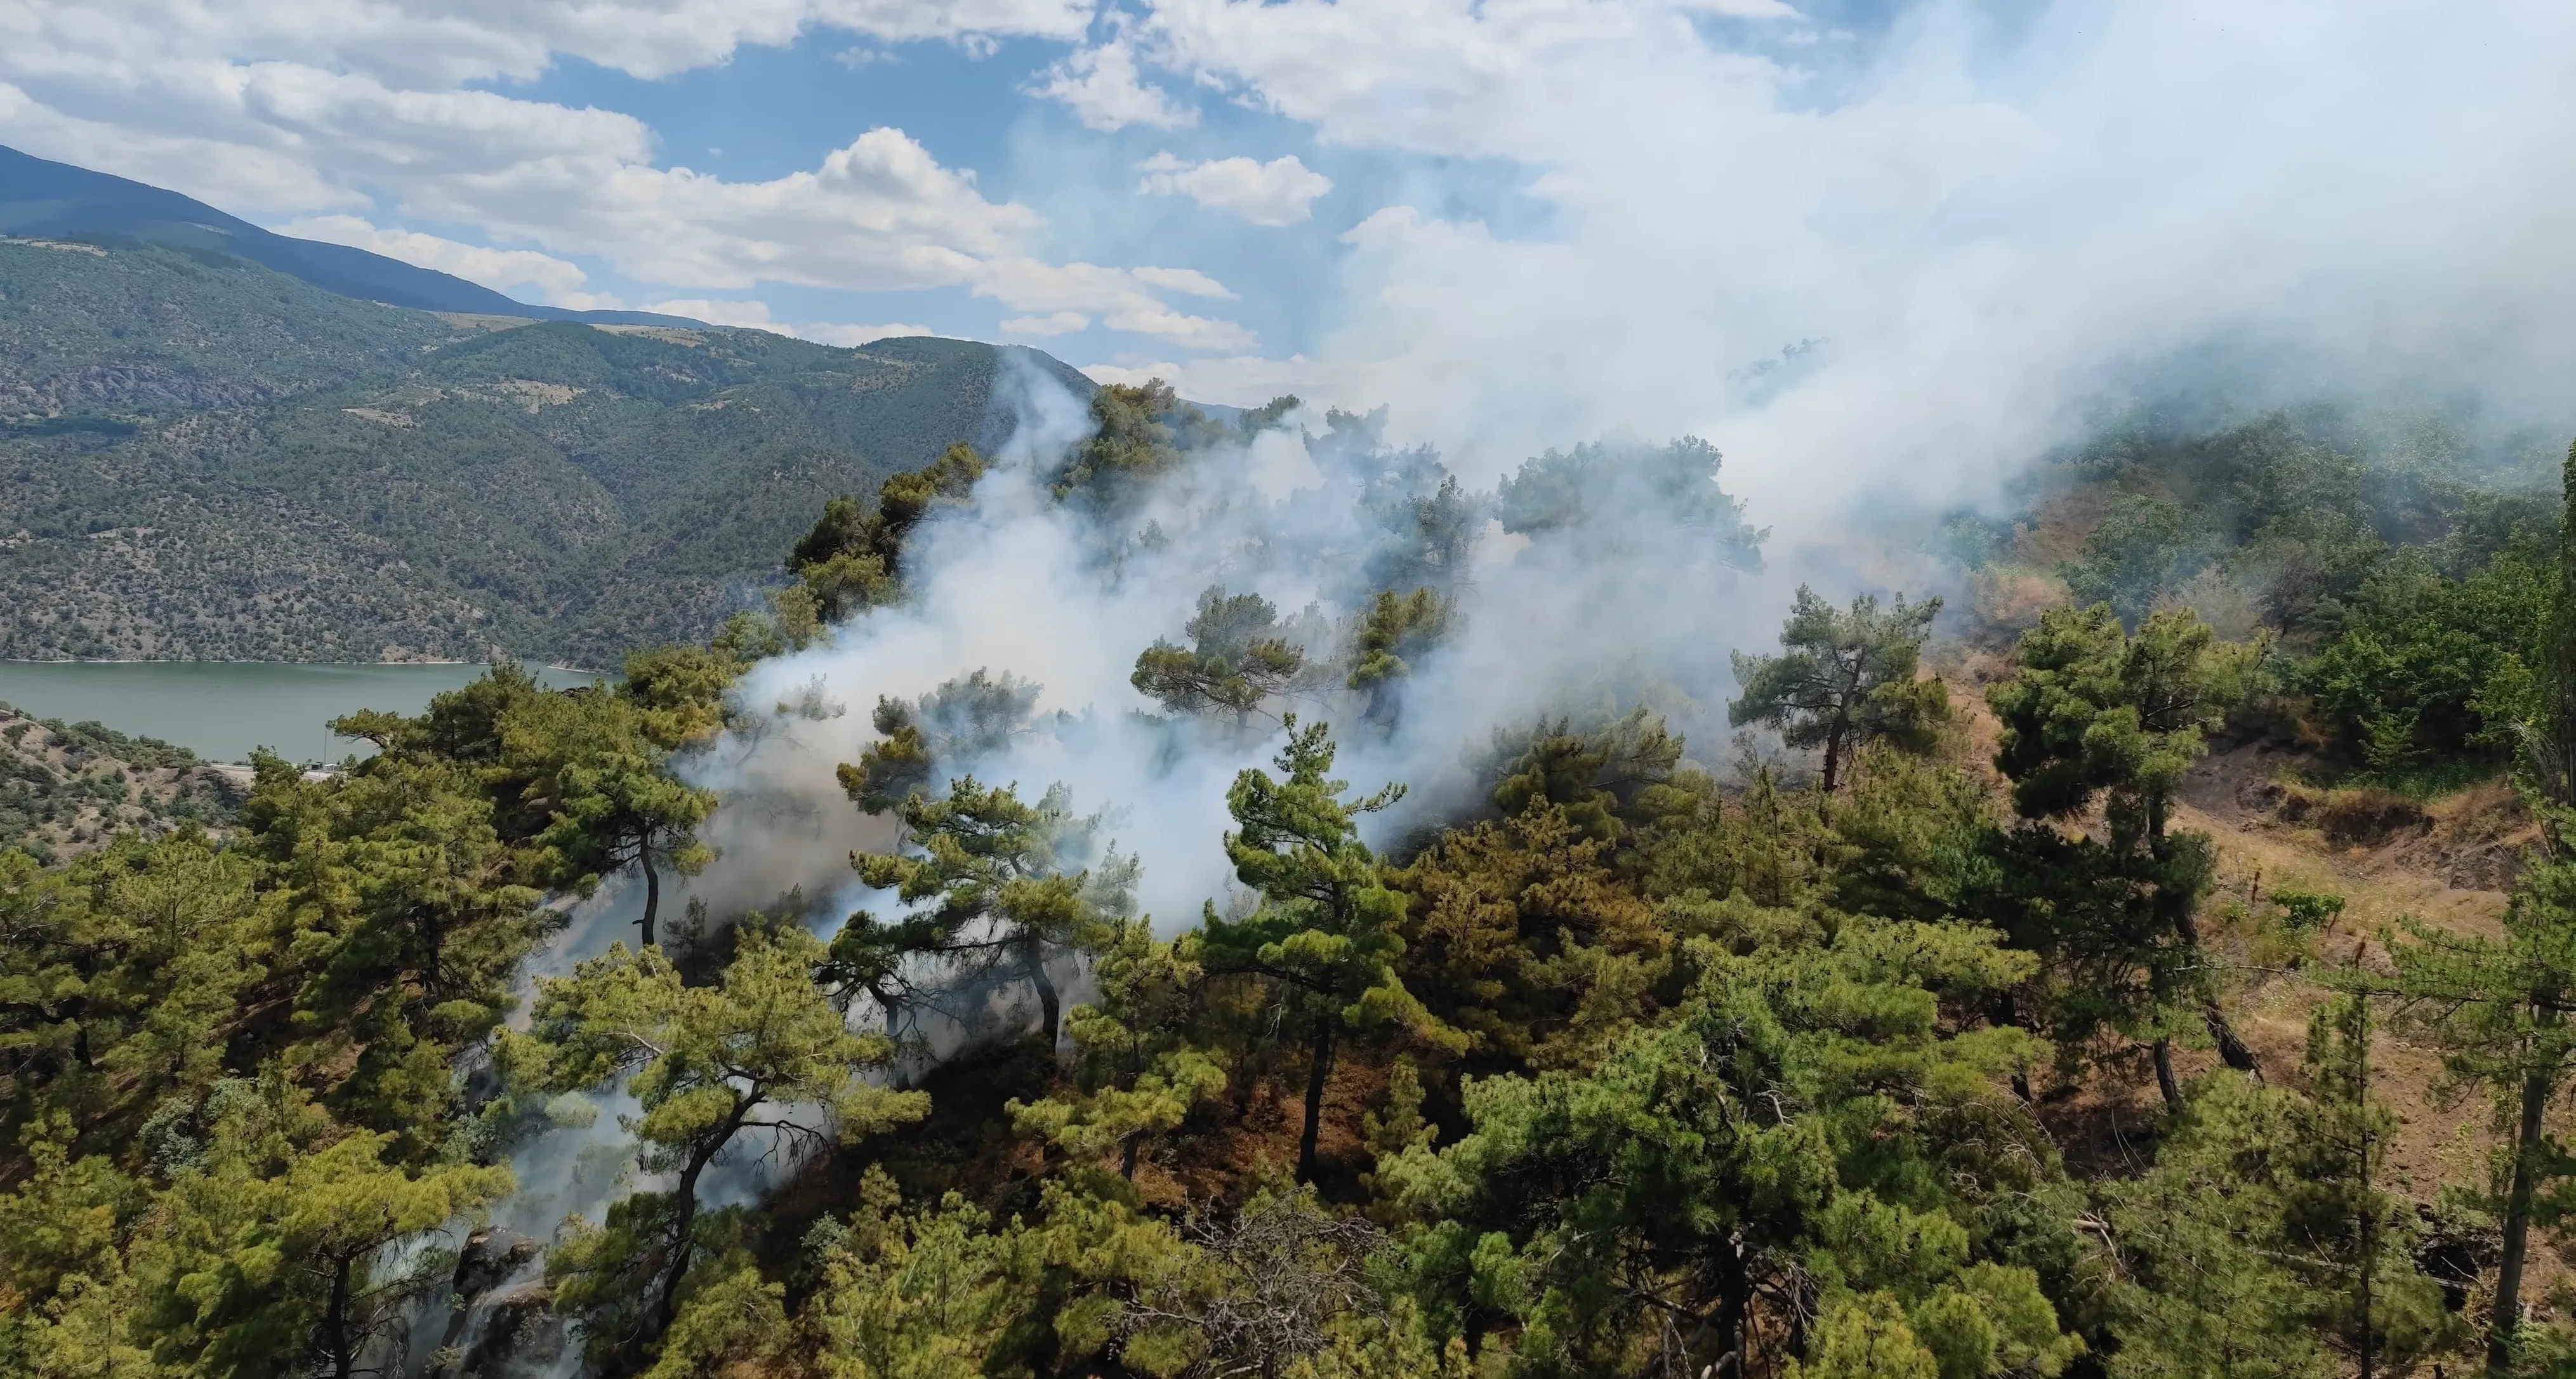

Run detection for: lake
[[0, 662, 602, 764]]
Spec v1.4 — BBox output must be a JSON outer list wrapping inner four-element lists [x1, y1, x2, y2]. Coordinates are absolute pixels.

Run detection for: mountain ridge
[[0, 228, 1099, 665], [0, 143, 704, 327]]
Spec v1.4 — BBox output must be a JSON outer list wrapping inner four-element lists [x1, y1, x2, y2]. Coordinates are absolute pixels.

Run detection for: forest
[[8, 379, 2576, 1379]]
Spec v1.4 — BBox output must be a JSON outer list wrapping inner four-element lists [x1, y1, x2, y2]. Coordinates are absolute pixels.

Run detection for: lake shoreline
[[0, 657, 609, 673], [0, 661, 606, 763]]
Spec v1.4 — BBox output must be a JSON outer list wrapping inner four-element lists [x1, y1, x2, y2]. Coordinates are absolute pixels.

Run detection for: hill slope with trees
[[0, 237, 1095, 664], [14, 383, 2576, 1378]]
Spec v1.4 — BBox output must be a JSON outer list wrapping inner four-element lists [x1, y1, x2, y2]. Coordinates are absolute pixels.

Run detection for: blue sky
[[466, 24, 1564, 373]]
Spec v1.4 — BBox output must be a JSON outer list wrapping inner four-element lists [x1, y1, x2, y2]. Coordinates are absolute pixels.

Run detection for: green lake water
[[0, 663, 602, 764]]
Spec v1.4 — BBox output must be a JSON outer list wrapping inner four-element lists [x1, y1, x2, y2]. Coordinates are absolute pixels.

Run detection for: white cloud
[[1678, 0, 1800, 15], [638, 297, 934, 345], [0, 0, 1248, 352], [1137, 152, 1332, 226], [969, 258, 1253, 350], [1029, 39, 1196, 131], [1001, 311, 1092, 335], [0, 0, 1090, 91], [1100, 307, 1257, 352], [277, 214, 590, 301], [1128, 265, 1235, 299]]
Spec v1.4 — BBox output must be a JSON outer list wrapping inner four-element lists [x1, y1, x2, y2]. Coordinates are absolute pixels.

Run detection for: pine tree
[[1052, 379, 1225, 505], [800, 1168, 1025, 1379], [1390, 800, 1670, 1072], [1377, 917, 2075, 1378], [2286, 994, 2453, 1378], [1729, 584, 1947, 792], [1347, 587, 1456, 727], [1132, 586, 1307, 727], [846, 777, 1127, 1053], [786, 442, 985, 624], [1009, 918, 1227, 1178], [131, 1076, 512, 1379], [617, 642, 748, 750], [1986, 604, 2263, 1102], [1203, 717, 1457, 1182], [510, 689, 718, 949], [836, 669, 1042, 819], [519, 925, 927, 1352]]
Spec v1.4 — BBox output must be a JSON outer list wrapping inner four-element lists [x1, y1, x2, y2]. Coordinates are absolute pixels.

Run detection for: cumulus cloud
[[1137, 152, 1333, 226], [1128, 265, 1235, 299], [278, 214, 592, 301], [969, 257, 1254, 350], [0, 0, 1090, 91], [1028, 39, 1197, 130], [0, 3, 1255, 353], [1001, 311, 1092, 335]]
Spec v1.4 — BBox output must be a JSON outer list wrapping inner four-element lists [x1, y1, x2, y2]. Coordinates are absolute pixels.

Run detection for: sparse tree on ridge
[[1729, 585, 1947, 792]]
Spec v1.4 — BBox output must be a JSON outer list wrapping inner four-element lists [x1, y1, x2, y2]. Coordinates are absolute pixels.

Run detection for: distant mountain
[[0, 235, 1099, 666], [0, 143, 699, 326]]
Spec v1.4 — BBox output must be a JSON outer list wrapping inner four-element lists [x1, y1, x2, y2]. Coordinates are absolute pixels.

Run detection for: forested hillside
[[12, 379, 2576, 1379], [0, 703, 243, 862], [0, 237, 1094, 664]]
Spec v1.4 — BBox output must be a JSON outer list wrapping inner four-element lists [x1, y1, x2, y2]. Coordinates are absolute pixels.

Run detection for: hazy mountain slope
[[0, 237, 458, 416], [1, 245, 1099, 666], [0, 143, 696, 326]]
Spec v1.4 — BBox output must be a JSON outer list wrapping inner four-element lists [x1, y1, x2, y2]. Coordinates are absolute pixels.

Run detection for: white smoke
[[1106, 0, 2576, 541], [677, 348, 1774, 937]]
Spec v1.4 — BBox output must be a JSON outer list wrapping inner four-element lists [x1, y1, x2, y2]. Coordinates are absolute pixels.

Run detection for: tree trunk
[[2204, 1003, 2261, 1078], [2489, 1067, 2551, 1375], [423, 905, 446, 1000], [1821, 724, 1845, 794], [2153, 1037, 2181, 1109], [657, 1145, 714, 1340], [1121, 1131, 1142, 1181], [637, 845, 661, 949], [1297, 1019, 1337, 1184], [2359, 1010, 2378, 1379], [1022, 935, 1060, 1053], [2360, 1187, 2377, 1379], [325, 1253, 355, 1379], [1712, 1234, 1751, 1378], [1236, 1042, 1262, 1123]]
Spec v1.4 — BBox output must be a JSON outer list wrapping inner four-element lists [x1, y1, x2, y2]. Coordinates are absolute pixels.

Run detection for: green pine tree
[[1204, 717, 1458, 1182], [516, 924, 928, 1356], [1728, 584, 1948, 792]]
